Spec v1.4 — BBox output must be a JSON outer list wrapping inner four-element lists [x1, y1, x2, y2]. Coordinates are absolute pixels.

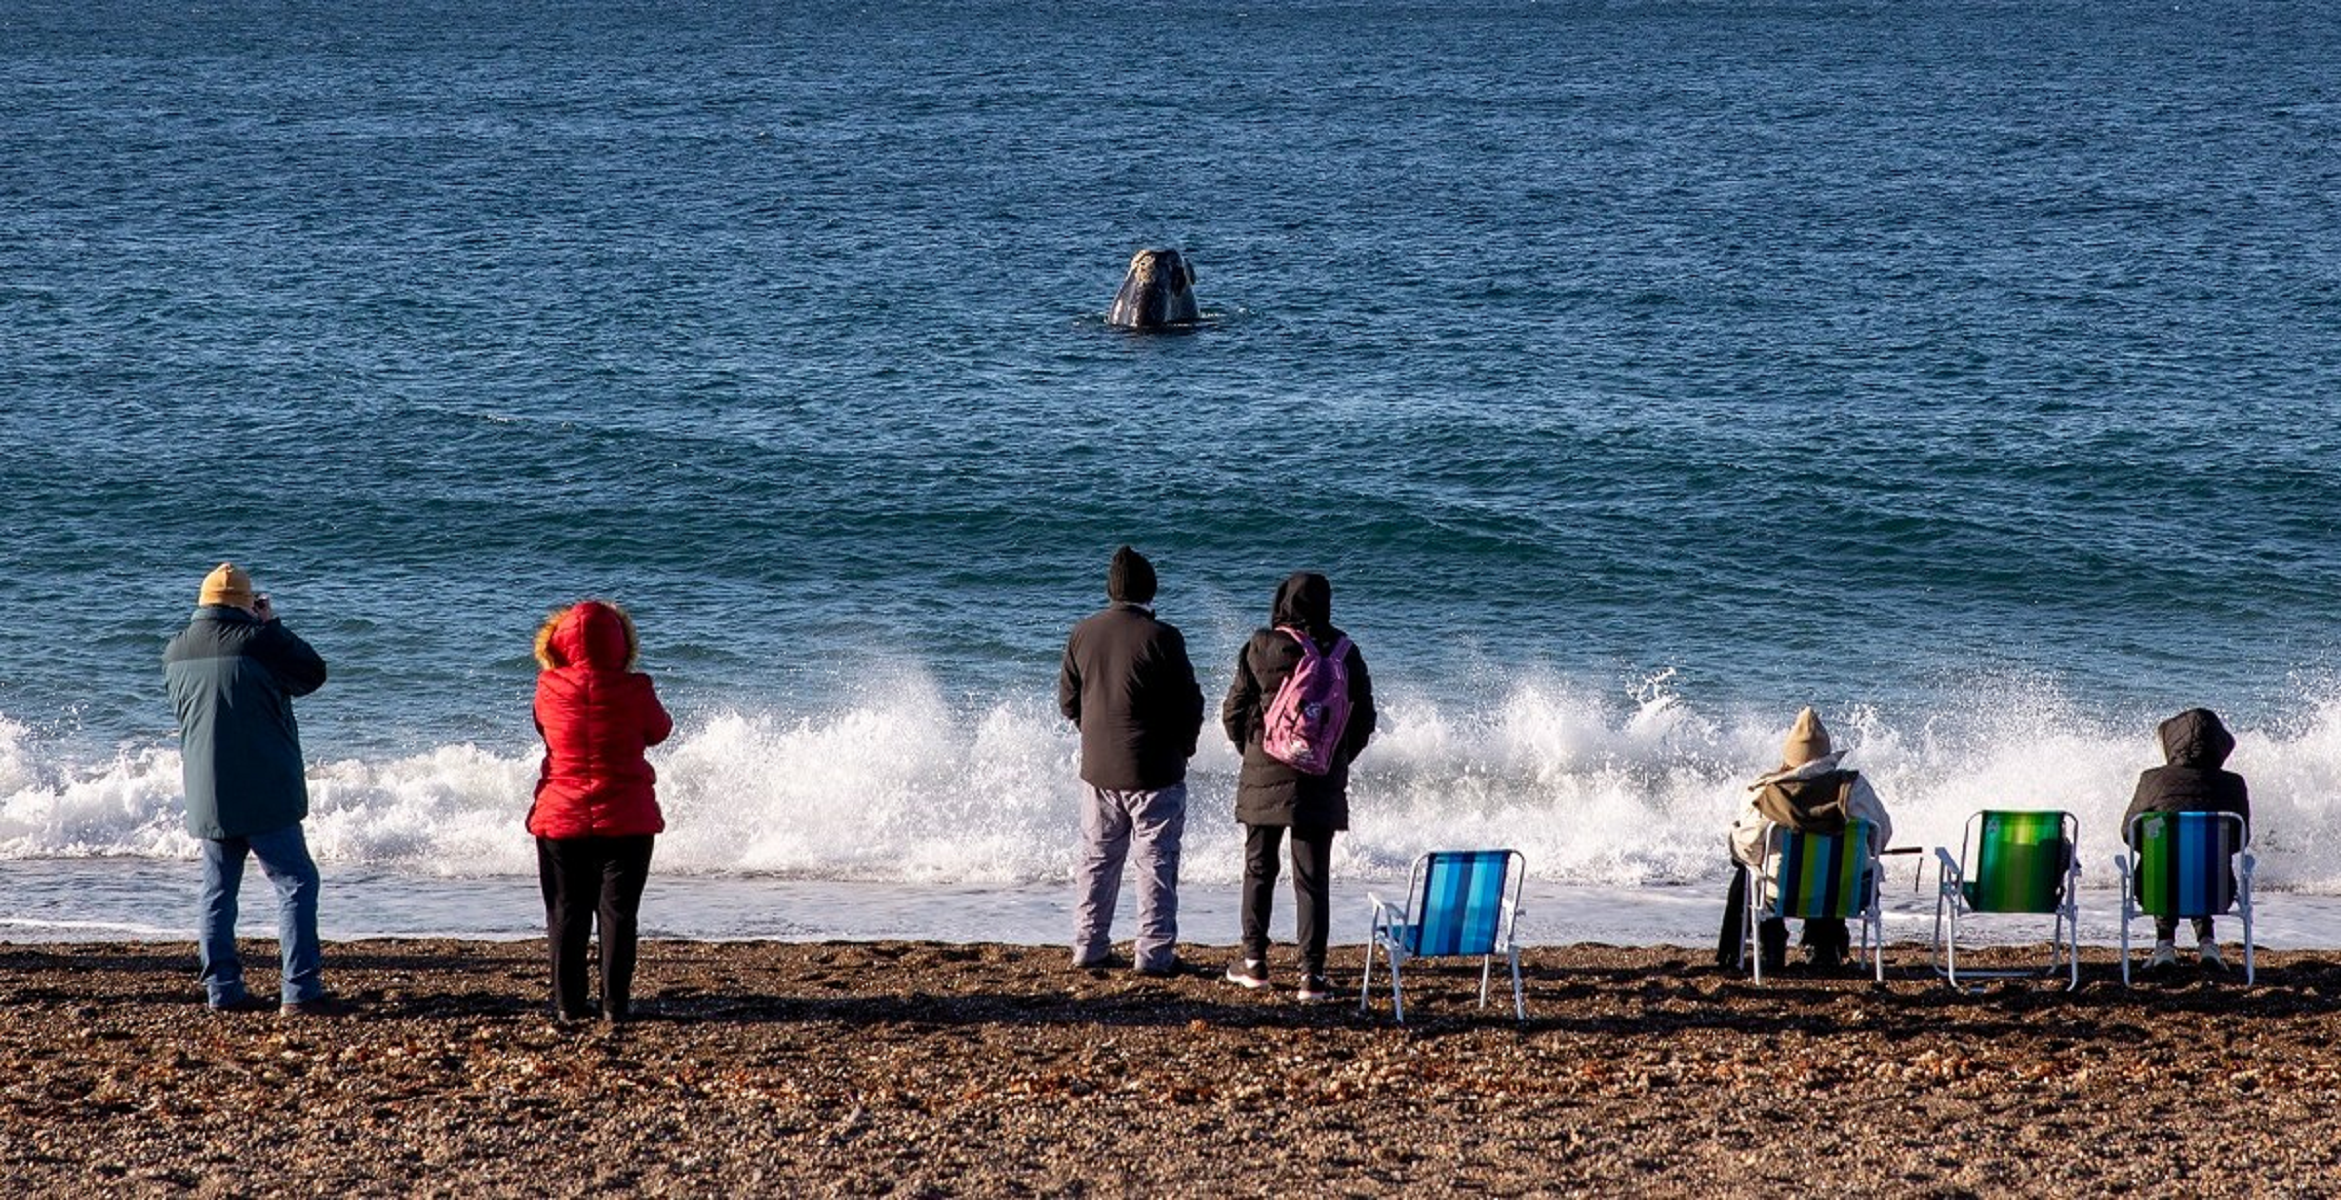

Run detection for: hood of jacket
[[1271, 572, 1332, 638], [540, 601, 636, 672], [1750, 751, 1847, 791], [2157, 707, 2235, 769]]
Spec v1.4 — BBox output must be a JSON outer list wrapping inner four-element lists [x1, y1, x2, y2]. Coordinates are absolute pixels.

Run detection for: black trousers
[[536, 834, 655, 1019], [1241, 823, 1335, 975], [1757, 916, 1850, 963]]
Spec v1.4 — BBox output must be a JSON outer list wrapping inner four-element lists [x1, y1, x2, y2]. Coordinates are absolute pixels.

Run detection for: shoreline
[[4, 938, 2337, 1196], [13, 860, 2341, 951]]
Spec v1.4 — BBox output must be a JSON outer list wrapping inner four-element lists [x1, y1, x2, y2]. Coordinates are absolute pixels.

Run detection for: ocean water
[[5, 0, 2340, 943]]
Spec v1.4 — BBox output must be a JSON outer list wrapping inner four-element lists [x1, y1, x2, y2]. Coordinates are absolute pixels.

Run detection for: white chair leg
[[1389, 955, 1406, 1024], [1479, 954, 1493, 1009], [1945, 907, 1962, 991], [2242, 889, 2256, 987], [1359, 936, 1376, 1014], [2066, 900, 2081, 990], [1509, 947, 1525, 1022]]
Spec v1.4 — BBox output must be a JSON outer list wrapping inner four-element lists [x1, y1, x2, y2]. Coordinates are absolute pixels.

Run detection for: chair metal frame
[[2114, 810, 2256, 986], [1739, 818, 1885, 984], [1361, 849, 1526, 1023], [1932, 809, 2081, 991]]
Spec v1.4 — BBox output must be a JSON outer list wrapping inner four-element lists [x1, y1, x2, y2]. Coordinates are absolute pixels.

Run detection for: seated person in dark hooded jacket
[[1729, 707, 1892, 972], [2122, 707, 2251, 972]]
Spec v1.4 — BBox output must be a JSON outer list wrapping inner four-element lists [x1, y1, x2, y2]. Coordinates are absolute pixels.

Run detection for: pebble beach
[[5, 938, 2336, 1197]]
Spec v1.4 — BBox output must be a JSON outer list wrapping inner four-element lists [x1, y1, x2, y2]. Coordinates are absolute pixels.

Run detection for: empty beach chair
[[1932, 809, 2080, 991], [2115, 811, 2255, 986], [1361, 849, 1526, 1023], [1739, 818, 1885, 984]]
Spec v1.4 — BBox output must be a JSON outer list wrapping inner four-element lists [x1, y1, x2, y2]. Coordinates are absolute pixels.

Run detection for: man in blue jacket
[[164, 563, 339, 1015]]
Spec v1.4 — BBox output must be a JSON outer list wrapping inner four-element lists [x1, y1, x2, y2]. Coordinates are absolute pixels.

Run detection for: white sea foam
[[6, 675, 2341, 895]]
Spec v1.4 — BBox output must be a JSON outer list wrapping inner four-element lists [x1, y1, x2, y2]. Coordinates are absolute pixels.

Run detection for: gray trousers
[[1073, 783, 1187, 971]]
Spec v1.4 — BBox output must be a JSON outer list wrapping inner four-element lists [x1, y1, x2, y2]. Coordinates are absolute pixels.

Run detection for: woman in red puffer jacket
[[529, 600, 673, 1023]]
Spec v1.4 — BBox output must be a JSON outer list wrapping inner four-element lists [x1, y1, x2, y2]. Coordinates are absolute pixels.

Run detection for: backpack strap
[[1275, 626, 1350, 663]]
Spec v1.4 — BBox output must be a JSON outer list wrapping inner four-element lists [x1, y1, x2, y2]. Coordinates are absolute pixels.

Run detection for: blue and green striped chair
[[1740, 818, 1884, 983], [1931, 809, 2081, 990], [1361, 849, 1526, 1022], [2116, 811, 2255, 985]]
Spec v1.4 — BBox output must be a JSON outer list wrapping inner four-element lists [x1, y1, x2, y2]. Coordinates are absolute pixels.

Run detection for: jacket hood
[[1270, 572, 1332, 637], [1751, 751, 1847, 790], [2157, 707, 2235, 769], [537, 601, 639, 672], [1107, 545, 1157, 604]]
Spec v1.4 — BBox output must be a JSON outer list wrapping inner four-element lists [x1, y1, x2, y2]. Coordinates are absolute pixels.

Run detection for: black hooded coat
[[1220, 572, 1376, 828], [2121, 707, 2251, 846]]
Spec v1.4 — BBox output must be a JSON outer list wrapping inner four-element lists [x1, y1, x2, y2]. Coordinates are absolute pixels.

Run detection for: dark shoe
[[1808, 946, 1846, 972], [1223, 958, 1270, 990], [207, 994, 276, 1014], [1295, 974, 1334, 1003], [1072, 952, 1129, 972], [1133, 957, 1191, 979], [280, 995, 357, 1018]]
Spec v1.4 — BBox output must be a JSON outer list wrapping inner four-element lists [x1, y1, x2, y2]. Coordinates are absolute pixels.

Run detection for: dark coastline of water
[[3, 0, 2339, 894]]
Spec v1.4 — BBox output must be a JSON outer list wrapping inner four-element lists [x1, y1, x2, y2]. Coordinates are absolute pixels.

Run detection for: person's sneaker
[[2147, 941, 2179, 971], [1807, 946, 1846, 973], [280, 995, 357, 1018], [2198, 940, 2227, 972], [206, 994, 275, 1014], [1223, 958, 1270, 990], [1133, 957, 1189, 979], [1295, 973, 1334, 1003], [1071, 952, 1129, 972]]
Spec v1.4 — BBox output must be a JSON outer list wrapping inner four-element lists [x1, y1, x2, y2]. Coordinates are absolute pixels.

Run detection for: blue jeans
[[198, 823, 324, 1005]]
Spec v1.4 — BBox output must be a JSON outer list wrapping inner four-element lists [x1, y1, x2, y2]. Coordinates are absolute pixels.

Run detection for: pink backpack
[[1261, 626, 1354, 775]]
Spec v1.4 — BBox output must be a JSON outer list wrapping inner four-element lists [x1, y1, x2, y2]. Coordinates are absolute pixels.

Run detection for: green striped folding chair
[[1740, 818, 1884, 984], [1931, 809, 2081, 990], [1361, 850, 1526, 1023], [2116, 811, 2255, 985]]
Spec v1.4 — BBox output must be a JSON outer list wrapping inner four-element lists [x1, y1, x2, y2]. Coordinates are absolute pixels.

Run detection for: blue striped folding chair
[[1361, 849, 1526, 1023], [1740, 818, 1884, 984], [2115, 811, 2255, 985]]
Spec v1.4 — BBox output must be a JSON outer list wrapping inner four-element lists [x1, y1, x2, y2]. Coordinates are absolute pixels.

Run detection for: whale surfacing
[[1108, 249, 1201, 329]]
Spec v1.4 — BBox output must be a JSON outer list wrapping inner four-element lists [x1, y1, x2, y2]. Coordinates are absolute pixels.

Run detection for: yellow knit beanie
[[199, 563, 254, 608]]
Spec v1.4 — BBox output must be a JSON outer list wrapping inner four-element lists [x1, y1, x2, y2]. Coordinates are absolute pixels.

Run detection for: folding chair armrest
[[1932, 847, 1963, 889]]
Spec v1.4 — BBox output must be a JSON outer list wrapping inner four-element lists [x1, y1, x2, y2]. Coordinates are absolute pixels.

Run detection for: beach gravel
[[2, 939, 2336, 1196]]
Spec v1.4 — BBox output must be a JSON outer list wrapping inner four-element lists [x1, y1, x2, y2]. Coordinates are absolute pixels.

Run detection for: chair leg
[[1509, 947, 1525, 1023], [1359, 939, 1375, 1014], [2120, 905, 2132, 989], [1944, 906, 1962, 991], [2243, 900, 2256, 987], [1478, 954, 1493, 1009], [1389, 954, 1406, 1024]]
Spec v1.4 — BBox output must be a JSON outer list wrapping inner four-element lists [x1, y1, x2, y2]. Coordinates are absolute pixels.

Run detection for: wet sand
[[3, 939, 2336, 1197]]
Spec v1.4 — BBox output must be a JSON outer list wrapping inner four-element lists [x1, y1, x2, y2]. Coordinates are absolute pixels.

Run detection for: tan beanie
[[198, 562, 255, 609], [1781, 707, 1832, 768]]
